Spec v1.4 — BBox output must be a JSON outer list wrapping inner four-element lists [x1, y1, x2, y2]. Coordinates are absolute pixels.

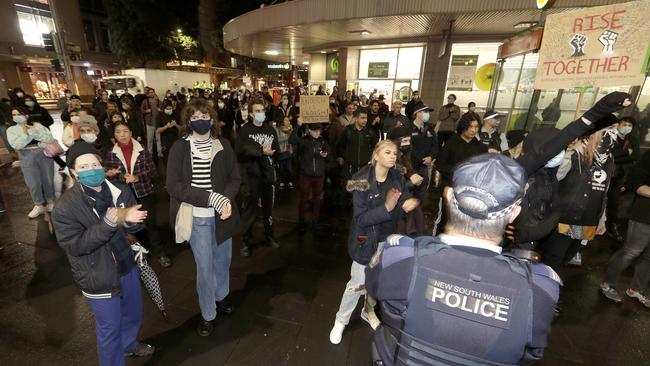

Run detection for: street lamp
[[177, 28, 182, 33]]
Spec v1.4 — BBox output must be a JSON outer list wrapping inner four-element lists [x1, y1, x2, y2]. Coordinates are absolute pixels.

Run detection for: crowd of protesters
[[0, 82, 649, 365]]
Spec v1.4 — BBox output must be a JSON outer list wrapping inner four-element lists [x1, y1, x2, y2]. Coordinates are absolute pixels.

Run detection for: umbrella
[[131, 243, 167, 318]]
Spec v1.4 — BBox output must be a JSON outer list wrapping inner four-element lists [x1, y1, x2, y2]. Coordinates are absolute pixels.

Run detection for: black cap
[[412, 101, 433, 116], [70, 95, 81, 101], [378, 94, 385, 100], [483, 109, 503, 120], [307, 123, 322, 130], [387, 126, 411, 141], [452, 154, 526, 220], [505, 129, 527, 149], [66, 141, 101, 169]]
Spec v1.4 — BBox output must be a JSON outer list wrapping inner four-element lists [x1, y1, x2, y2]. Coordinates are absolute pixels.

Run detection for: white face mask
[[16, 92, 24, 98], [164, 108, 173, 115], [218, 102, 225, 109], [618, 126, 632, 136], [81, 133, 98, 143], [545, 150, 566, 168], [71, 116, 80, 123], [421, 112, 430, 123]]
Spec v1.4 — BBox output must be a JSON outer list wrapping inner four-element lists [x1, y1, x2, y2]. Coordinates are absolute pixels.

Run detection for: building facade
[[0, 0, 120, 101]]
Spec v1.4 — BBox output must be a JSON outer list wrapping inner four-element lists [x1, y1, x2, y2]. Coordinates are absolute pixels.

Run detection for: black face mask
[[400, 145, 411, 154]]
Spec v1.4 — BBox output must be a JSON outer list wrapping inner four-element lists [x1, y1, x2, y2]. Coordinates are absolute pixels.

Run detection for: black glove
[[591, 113, 620, 131], [582, 92, 631, 123]]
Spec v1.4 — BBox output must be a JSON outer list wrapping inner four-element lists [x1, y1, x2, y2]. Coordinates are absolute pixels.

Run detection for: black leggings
[[539, 230, 580, 274], [135, 194, 165, 256]]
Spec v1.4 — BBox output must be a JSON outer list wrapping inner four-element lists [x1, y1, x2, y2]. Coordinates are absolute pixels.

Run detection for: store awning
[[223, 0, 628, 64]]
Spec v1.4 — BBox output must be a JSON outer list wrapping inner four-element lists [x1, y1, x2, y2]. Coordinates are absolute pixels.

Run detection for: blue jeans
[[189, 216, 232, 321], [18, 148, 54, 205], [87, 267, 142, 366]]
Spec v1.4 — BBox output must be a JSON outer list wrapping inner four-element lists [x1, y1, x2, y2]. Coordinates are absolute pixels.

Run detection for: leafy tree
[[167, 33, 203, 64]]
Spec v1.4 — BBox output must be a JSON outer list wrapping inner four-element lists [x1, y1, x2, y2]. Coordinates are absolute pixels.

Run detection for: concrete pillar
[[337, 47, 348, 90], [0, 62, 23, 98], [420, 40, 452, 111]]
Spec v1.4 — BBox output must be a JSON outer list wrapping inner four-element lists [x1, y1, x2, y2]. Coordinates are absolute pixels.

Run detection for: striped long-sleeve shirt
[[191, 137, 229, 215]]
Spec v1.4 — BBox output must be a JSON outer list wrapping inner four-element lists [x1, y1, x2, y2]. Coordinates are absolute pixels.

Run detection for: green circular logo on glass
[[330, 58, 339, 73]]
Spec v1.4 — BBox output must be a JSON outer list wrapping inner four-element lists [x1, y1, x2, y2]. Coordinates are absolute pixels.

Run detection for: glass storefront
[[352, 46, 424, 104], [28, 66, 67, 99], [491, 50, 639, 133], [444, 43, 501, 113]]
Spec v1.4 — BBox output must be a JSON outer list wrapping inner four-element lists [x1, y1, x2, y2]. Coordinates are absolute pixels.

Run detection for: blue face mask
[[77, 168, 105, 187], [13, 115, 27, 124], [421, 112, 430, 123], [545, 150, 565, 168], [254, 112, 266, 124], [190, 119, 212, 134], [447, 98, 455, 105]]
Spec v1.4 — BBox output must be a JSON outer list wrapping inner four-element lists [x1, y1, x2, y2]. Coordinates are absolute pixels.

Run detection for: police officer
[[365, 154, 560, 366]]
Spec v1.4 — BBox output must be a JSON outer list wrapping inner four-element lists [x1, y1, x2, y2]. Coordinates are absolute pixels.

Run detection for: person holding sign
[[290, 121, 329, 231]]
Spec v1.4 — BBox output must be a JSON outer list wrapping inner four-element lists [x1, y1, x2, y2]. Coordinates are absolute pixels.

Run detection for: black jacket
[[166, 136, 242, 244], [410, 121, 438, 170], [611, 133, 638, 178], [558, 138, 615, 227], [346, 164, 409, 265], [436, 134, 487, 187], [289, 127, 329, 177], [236, 122, 280, 182], [52, 181, 143, 298], [273, 104, 297, 126], [627, 150, 650, 225], [477, 128, 501, 151], [337, 124, 378, 168], [27, 103, 54, 128]]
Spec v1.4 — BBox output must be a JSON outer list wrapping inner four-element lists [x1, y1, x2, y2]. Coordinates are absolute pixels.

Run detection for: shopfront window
[[15, 4, 55, 47], [444, 43, 501, 113], [356, 46, 424, 105]]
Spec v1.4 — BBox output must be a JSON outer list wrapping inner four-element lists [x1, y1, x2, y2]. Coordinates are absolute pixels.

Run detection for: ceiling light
[[302, 61, 309, 65], [320, 51, 327, 54], [264, 50, 279, 55], [514, 21, 537, 29], [349, 30, 371, 36]]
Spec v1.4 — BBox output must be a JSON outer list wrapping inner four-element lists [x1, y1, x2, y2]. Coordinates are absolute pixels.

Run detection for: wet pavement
[[0, 155, 649, 365]]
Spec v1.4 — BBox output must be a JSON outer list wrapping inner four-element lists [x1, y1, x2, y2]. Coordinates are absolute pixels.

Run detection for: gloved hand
[[583, 92, 632, 123]]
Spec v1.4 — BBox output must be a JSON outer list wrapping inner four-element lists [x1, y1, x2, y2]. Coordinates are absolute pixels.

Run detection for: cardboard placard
[[534, 0, 650, 89], [299, 96, 330, 123]]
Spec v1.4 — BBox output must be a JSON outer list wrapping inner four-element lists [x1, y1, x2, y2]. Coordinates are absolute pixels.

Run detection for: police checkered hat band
[[451, 154, 526, 220]]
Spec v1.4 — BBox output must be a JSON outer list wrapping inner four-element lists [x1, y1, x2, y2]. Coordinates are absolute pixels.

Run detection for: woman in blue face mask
[[166, 98, 241, 337], [52, 141, 154, 365], [7, 106, 56, 218]]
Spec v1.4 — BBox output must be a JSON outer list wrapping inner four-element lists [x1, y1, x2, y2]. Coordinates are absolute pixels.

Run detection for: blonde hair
[[371, 140, 398, 165]]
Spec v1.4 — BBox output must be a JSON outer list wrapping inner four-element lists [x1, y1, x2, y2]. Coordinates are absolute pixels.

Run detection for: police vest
[[379, 236, 534, 366]]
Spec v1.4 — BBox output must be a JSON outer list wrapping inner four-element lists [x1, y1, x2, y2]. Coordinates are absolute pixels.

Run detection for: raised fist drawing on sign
[[569, 33, 587, 57], [598, 30, 618, 54]]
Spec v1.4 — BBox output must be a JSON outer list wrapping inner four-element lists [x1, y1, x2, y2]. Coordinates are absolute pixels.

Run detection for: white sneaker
[[329, 321, 345, 345], [28, 205, 46, 219], [626, 289, 650, 308], [46, 201, 55, 212], [361, 309, 381, 330]]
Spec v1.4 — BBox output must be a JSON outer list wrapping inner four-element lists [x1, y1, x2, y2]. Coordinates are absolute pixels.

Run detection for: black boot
[[197, 317, 214, 337], [216, 296, 234, 315]]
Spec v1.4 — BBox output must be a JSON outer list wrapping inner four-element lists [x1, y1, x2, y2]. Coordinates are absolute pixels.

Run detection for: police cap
[[452, 154, 526, 220]]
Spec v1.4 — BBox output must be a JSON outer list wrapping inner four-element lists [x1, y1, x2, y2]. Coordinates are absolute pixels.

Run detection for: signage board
[[368, 62, 389, 78], [299, 96, 329, 123], [534, 1, 650, 89]]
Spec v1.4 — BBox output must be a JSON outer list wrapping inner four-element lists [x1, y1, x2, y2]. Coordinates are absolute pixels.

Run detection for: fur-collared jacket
[[346, 164, 410, 265]]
